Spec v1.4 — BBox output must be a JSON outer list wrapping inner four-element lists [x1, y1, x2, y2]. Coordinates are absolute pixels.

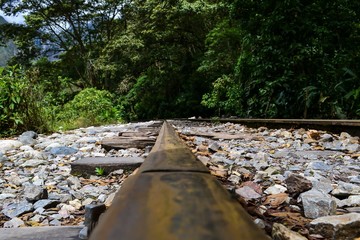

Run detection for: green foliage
[[57, 88, 121, 129], [0, 65, 49, 135], [1, 0, 359, 130], [201, 0, 360, 118], [95, 167, 105, 176]]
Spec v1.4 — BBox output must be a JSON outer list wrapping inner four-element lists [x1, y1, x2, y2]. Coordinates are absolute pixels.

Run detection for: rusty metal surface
[[139, 121, 208, 173], [182, 118, 360, 136], [90, 172, 268, 240], [89, 121, 269, 240]]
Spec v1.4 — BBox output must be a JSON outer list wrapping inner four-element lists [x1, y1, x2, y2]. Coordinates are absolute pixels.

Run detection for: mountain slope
[[0, 16, 17, 66]]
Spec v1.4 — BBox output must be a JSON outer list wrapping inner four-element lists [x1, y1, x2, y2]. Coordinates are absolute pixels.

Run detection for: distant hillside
[[0, 16, 17, 66], [0, 16, 6, 24]]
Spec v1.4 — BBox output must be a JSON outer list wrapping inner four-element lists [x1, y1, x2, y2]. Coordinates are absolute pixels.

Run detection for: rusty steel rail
[[90, 121, 268, 240], [183, 118, 360, 136]]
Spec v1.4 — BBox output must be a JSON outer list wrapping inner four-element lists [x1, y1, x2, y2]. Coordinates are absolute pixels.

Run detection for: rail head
[[89, 121, 269, 240]]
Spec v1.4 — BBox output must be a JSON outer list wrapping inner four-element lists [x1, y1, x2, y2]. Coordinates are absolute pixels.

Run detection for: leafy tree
[[202, 0, 360, 118], [0, 0, 127, 87], [97, 0, 225, 120]]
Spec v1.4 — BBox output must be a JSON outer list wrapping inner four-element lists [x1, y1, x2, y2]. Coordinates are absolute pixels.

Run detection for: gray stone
[[19, 131, 38, 145], [310, 213, 360, 240], [323, 141, 345, 151], [30, 214, 45, 222], [254, 218, 266, 229], [69, 190, 84, 200], [332, 181, 360, 197], [0, 152, 9, 162], [49, 219, 62, 226], [307, 161, 332, 171], [345, 207, 360, 213], [50, 146, 78, 155], [321, 134, 334, 142], [23, 150, 47, 160], [345, 144, 359, 153], [310, 178, 334, 194], [235, 186, 262, 200], [3, 217, 25, 228], [264, 166, 281, 175], [20, 159, 47, 167], [0, 140, 23, 153], [272, 223, 307, 240], [109, 169, 124, 176], [208, 142, 221, 152], [281, 131, 292, 139], [287, 165, 302, 171], [349, 175, 360, 184], [34, 207, 46, 214], [0, 193, 16, 200], [48, 193, 73, 203], [79, 226, 88, 239], [228, 175, 241, 184], [299, 189, 337, 219], [4, 174, 22, 186], [24, 185, 48, 202], [44, 142, 62, 151], [34, 199, 60, 209], [2, 201, 34, 218], [340, 132, 352, 139], [82, 198, 96, 206], [69, 199, 82, 210], [270, 174, 286, 182], [76, 137, 98, 144], [338, 195, 360, 207], [272, 150, 290, 158], [67, 176, 82, 189]]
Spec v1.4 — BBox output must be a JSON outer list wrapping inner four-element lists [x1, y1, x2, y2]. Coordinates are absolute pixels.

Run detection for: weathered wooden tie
[[90, 121, 268, 240]]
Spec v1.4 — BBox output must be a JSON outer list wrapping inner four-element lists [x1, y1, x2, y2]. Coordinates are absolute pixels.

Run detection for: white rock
[[98, 194, 107, 203], [3, 217, 25, 228], [310, 213, 360, 240], [0, 140, 23, 153], [264, 184, 287, 195], [69, 199, 82, 210], [272, 223, 307, 240], [338, 195, 360, 207], [20, 145, 34, 151], [105, 193, 116, 207], [20, 160, 47, 167], [23, 150, 47, 160], [82, 198, 95, 206], [30, 214, 45, 222]]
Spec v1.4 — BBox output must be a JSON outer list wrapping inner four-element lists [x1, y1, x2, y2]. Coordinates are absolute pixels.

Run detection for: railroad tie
[[89, 121, 269, 240]]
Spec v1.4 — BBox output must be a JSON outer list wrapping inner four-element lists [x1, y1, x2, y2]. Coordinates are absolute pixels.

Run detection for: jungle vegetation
[[0, 0, 359, 135]]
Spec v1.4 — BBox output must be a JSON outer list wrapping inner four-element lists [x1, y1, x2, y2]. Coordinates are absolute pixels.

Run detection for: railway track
[[184, 118, 360, 137], [89, 121, 269, 240], [1, 118, 359, 239]]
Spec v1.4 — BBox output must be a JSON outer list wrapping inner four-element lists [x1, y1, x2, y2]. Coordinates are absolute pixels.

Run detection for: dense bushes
[[0, 66, 121, 135], [57, 88, 121, 129], [0, 65, 48, 135]]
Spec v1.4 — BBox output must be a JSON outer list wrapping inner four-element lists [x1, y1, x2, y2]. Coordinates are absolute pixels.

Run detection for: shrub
[[0, 65, 49, 135], [56, 88, 121, 129]]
